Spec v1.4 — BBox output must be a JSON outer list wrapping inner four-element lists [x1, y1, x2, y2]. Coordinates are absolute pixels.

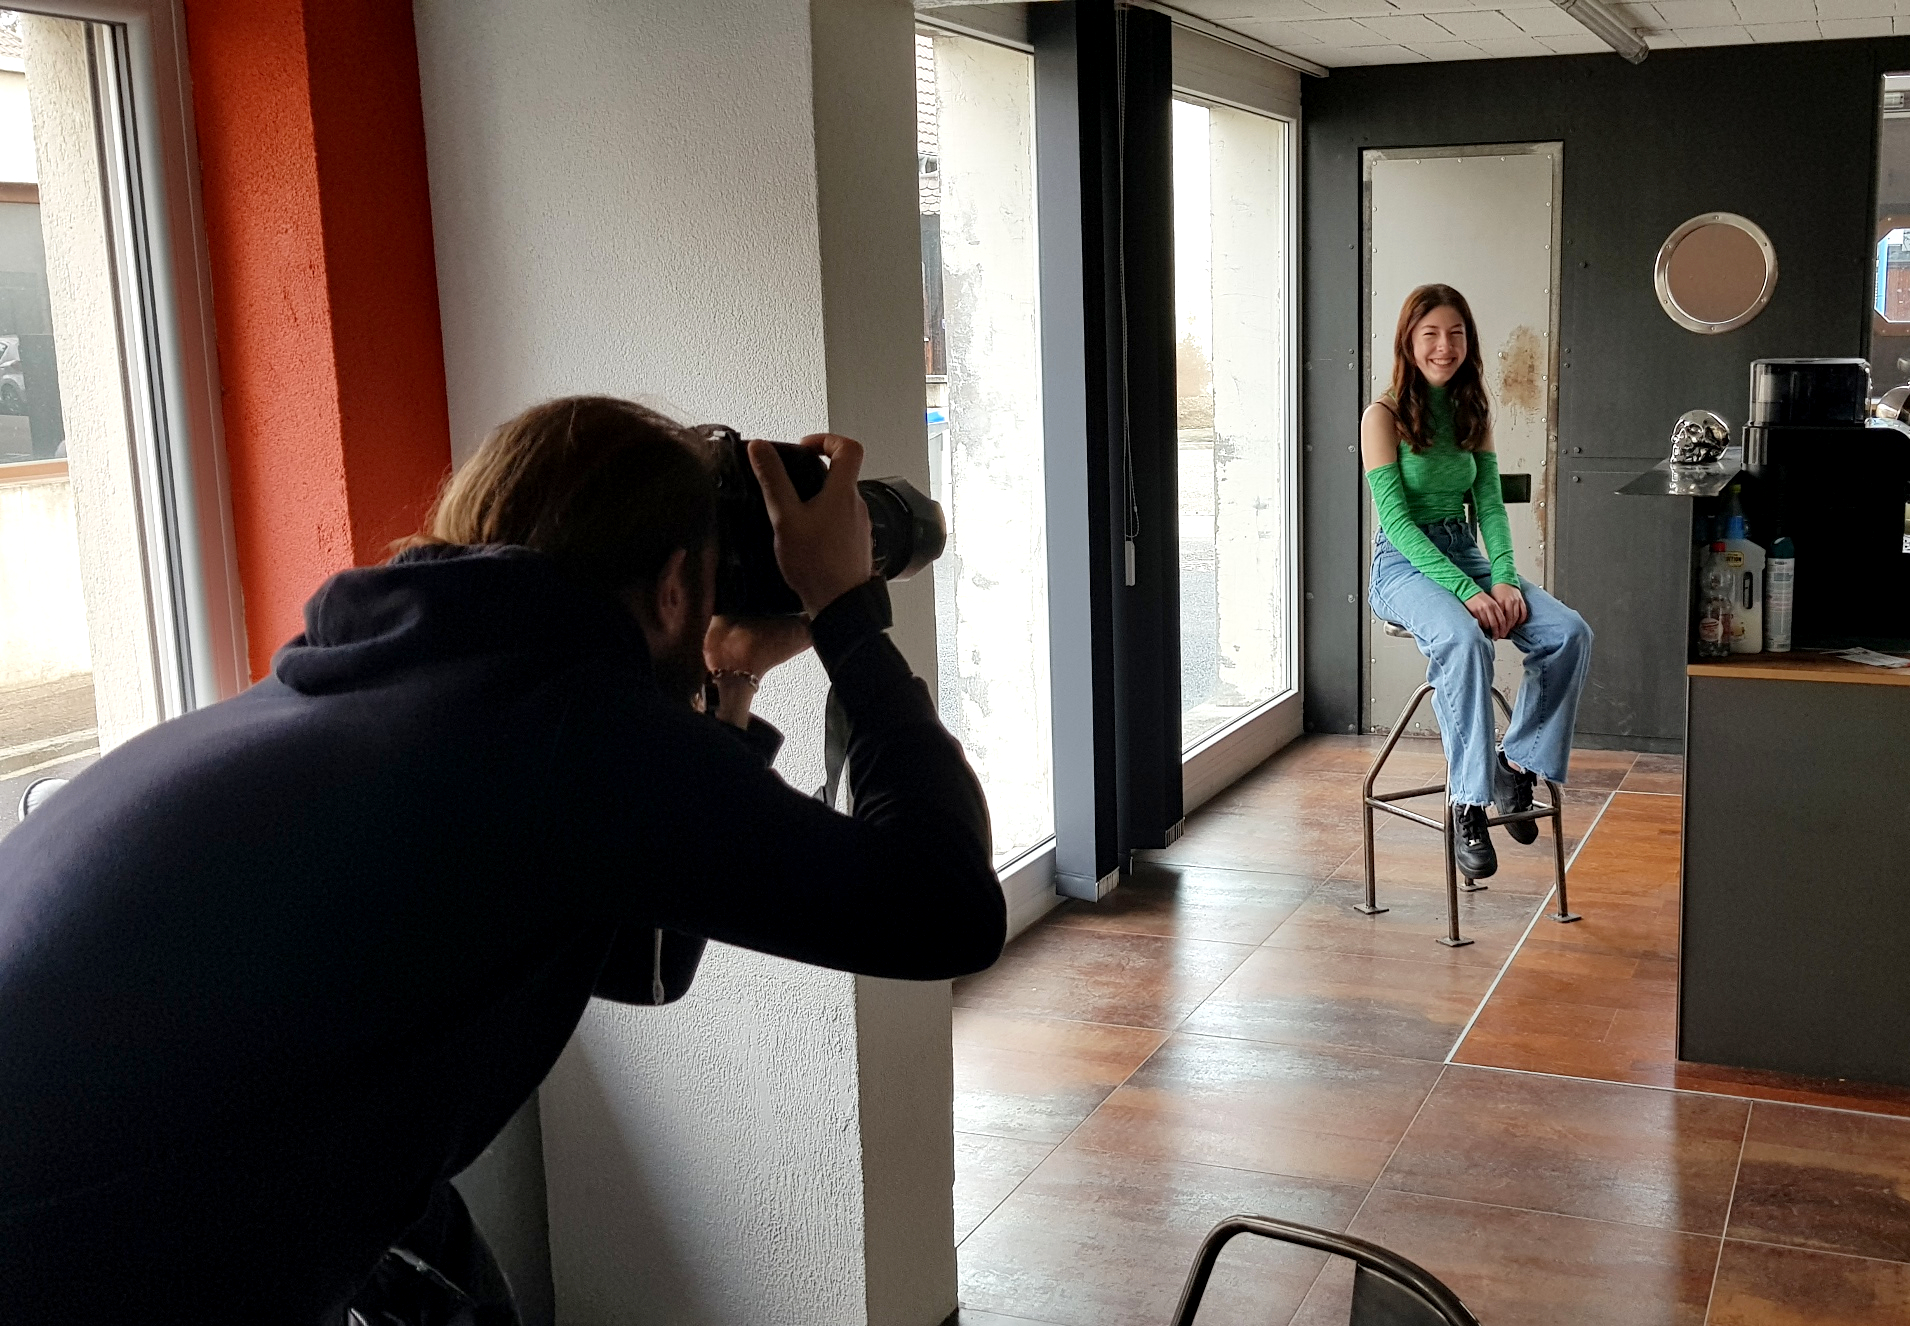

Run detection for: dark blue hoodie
[[0, 544, 1001, 1321]]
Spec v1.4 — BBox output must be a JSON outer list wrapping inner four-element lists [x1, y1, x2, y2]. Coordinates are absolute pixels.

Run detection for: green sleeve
[[1366, 463, 1480, 602], [1470, 451, 1519, 587]]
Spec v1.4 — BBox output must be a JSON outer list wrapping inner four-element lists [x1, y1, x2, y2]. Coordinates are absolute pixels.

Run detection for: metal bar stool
[[1360, 620, 1579, 947]]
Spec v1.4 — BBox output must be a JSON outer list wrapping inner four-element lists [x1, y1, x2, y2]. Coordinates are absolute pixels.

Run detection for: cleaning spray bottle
[[1719, 484, 1766, 655], [1766, 531, 1795, 652]]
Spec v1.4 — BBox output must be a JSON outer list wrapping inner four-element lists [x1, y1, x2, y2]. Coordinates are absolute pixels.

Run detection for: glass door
[[916, 26, 1054, 869], [1172, 96, 1295, 753]]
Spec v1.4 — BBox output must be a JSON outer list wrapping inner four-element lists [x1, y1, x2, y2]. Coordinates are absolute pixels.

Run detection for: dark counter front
[[1681, 657, 1910, 1085]]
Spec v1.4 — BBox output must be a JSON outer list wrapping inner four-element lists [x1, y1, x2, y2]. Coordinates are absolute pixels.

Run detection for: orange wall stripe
[[184, 0, 452, 681]]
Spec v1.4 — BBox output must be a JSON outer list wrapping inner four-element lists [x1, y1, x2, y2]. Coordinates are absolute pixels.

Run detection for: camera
[[702, 426, 947, 617]]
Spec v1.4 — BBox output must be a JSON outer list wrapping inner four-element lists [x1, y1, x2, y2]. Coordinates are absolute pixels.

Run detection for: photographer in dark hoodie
[[0, 396, 1004, 1322]]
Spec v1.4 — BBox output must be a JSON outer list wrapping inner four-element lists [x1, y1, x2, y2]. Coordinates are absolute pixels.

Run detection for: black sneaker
[[1495, 750, 1539, 846], [1452, 803, 1498, 879]]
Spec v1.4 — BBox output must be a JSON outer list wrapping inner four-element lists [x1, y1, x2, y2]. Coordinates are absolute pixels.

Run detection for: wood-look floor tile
[[1567, 748, 1640, 791], [1728, 1102, 1910, 1263], [1331, 810, 1573, 897], [1619, 752, 1685, 795], [1488, 947, 1675, 1014], [1458, 992, 1619, 1046], [1456, 1008, 1683, 1090], [1065, 1033, 1442, 1187], [1183, 945, 1498, 1061], [957, 1144, 1365, 1326], [952, 926, 1254, 1031], [952, 1009, 1166, 1143], [1707, 1240, 1910, 1325], [1515, 899, 1681, 963], [955, 1132, 1054, 1244], [1378, 1065, 1749, 1234], [1198, 768, 1375, 820], [1048, 862, 1317, 946], [1664, 1065, 1910, 1119], [1151, 814, 1361, 880], [1264, 879, 1543, 969], [1254, 733, 1447, 777], [1321, 1189, 1718, 1326]]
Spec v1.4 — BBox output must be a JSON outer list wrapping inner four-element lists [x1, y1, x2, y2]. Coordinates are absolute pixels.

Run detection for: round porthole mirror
[[1654, 212, 1777, 334]]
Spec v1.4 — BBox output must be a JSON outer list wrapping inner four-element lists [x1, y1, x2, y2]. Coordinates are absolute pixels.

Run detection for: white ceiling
[[1170, 0, 1910, 68]]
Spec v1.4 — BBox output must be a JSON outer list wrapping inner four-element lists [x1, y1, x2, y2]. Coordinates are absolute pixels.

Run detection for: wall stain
[[1497, 324, 1544, 417]]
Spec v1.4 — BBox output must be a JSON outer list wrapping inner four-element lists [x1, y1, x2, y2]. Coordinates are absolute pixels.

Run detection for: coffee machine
[[1742, 358, 1910, 646]]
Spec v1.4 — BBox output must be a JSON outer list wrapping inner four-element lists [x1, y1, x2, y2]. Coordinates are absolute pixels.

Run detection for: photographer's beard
[[650, 615, 712, 708], [627, 545, 718, 710]]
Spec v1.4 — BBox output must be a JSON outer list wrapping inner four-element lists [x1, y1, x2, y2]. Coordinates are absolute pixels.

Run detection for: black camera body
[[704, 427, 947, 617]]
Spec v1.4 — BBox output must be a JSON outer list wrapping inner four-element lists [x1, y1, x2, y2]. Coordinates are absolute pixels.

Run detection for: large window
[[1173, 96, 1294, 752], [916, 28, 1054, 867], [0, 7, 228, 838]]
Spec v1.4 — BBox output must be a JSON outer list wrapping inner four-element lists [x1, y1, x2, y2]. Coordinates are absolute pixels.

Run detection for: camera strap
[[817, 686, 853, 814]]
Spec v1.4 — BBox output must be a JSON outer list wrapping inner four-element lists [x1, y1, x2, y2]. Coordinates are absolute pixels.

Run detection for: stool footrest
[[1358, 683, 1581, 949], [1368, 800, 1445, 832]]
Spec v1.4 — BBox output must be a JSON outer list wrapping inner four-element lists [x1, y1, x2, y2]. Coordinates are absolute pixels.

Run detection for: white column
[[413, 1, 957, 1322]]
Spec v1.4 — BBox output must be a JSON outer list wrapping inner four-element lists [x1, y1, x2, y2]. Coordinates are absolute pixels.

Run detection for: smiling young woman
[[1359, 283, 1594, 881]]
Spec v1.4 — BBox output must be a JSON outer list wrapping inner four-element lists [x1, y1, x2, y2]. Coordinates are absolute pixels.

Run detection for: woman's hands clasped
[[1466, 583, 1528, 641]]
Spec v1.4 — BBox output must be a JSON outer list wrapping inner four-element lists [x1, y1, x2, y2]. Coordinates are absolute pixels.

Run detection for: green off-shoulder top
[[1364, 385, 1518, 602]]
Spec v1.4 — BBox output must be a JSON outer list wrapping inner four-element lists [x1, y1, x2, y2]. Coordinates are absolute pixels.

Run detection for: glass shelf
[[1616, 445, 1744, 498]]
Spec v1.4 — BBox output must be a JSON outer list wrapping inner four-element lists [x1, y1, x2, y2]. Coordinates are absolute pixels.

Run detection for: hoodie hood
[[273, 545, 653, 695]]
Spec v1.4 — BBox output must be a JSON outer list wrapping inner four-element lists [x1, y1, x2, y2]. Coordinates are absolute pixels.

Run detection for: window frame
[[31, 0, 246, 711], [1168, 72, 1303, 812]]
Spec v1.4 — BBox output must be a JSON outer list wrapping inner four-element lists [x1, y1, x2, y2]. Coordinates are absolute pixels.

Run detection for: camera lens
[[702, 428, 947, 617]]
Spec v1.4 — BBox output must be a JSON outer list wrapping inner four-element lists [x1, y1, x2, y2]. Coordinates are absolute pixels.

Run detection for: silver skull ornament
[[1669, 410, 1731, 467]]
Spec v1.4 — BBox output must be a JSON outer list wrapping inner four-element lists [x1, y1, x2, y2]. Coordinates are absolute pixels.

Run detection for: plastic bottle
[[1720, 484, 1748, 541], [1766, 534, 1795, 652], [1697, 541, 1733, 658], [1718, 488, 1765, 654]]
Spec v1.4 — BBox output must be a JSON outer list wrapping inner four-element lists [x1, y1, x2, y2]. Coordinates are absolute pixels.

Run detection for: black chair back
[[1169, 1214, 1478, 1326]]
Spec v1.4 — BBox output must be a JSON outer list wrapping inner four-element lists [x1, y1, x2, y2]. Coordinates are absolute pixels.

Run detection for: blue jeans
[[1369, 519, 1594, 806]]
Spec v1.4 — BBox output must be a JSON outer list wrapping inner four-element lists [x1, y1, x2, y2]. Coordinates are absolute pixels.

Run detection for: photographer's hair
[[404, 396, 715, 605], [1388, 283, 1491, 455]]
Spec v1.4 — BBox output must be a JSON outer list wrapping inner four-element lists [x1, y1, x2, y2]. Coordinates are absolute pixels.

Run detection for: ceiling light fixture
[[1549, 0, 1649, 64]]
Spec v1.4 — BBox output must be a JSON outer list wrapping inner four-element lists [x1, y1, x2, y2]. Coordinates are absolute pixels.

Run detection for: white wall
[[0, 473, 89, 685], [0, 68, 36, 184], [413, 1, 955, 1322]]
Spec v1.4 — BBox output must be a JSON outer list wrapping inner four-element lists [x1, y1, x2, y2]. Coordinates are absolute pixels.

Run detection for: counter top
[[1688, 652, 1910, 687]]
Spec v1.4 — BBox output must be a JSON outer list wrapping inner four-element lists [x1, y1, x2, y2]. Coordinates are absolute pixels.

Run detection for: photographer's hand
[[748, 434, 876, 617], [703, 615, 812, 727]]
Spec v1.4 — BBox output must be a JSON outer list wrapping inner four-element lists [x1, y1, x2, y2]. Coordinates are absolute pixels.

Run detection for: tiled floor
[[949, 735, 1910, 1326]]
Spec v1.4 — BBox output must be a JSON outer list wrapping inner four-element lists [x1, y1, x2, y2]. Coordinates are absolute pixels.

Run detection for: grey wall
[[1303, 36, 1910, 745]]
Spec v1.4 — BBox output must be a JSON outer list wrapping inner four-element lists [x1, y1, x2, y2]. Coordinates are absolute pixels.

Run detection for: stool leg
[[1438, 801, 1473, 947], [1358, 796, 1386, 916], [1545, 777, 1580, 924], [1355, 684, 1434, 918]]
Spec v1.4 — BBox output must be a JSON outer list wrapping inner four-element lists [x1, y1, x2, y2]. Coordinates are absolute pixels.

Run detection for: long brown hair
[[400, 395, 716, 603], [1388, 284, 1490, 455]]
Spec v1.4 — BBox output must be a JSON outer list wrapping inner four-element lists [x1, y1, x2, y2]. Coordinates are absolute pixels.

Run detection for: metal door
[[1361, 144, 1562, 735]]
